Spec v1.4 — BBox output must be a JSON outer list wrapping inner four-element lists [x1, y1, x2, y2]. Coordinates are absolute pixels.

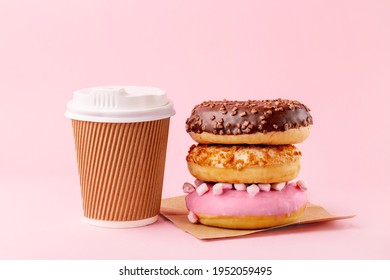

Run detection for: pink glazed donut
[[184, 181, 307, 229]]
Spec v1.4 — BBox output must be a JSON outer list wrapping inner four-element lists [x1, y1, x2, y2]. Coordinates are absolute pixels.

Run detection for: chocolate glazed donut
[[185, 99, 313, 145]]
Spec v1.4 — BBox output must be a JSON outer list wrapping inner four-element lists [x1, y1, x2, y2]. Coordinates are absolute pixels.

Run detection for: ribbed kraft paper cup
[[65, 86, 175, 228], [72, 119, 169, 224]]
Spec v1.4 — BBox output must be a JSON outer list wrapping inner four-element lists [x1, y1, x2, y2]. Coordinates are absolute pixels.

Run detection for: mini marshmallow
[[196, 183, 209, 196], [213, 183, 224, 195], [258, 183, 271, 192], [296, 180, 308, 191], [221, 183, 233, 189], [234, 183, 247, 191], [194, 179, 204, 187], [182, 182, 195, 193], [187, 211, 198, 223], [247, 184, 260, 197], [271, 182, 286, 191]]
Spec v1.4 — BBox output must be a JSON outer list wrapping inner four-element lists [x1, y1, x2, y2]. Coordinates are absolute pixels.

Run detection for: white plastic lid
[[65, 86, 175, 123]]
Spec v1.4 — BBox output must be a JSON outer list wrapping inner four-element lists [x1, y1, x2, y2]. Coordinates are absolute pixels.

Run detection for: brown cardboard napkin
[[160, 195, 354, 240]]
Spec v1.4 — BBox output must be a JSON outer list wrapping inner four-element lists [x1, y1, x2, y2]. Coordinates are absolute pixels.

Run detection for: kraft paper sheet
[[160, 195, 354, 240]]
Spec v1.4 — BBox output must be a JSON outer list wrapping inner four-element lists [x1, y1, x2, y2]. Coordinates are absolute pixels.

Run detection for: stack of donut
[[182, 99, 313, 229]]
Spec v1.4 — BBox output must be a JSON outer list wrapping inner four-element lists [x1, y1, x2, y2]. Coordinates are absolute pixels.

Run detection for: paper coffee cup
[[65, 86, 175, 228]]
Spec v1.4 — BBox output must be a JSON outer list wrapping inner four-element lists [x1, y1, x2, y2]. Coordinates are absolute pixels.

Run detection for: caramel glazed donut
[[186, 144, 302, 184], [185, 99, 313, 145]]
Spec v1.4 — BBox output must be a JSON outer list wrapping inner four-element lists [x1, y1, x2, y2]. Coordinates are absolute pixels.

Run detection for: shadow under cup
[[65, 86, 175, 228]]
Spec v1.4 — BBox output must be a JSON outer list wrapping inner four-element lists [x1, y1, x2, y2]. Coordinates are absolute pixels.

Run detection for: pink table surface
[[0, 0, 389, 259]]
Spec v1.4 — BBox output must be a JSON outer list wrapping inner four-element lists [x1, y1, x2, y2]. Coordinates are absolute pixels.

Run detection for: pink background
[[0, 0, 389, 259]]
